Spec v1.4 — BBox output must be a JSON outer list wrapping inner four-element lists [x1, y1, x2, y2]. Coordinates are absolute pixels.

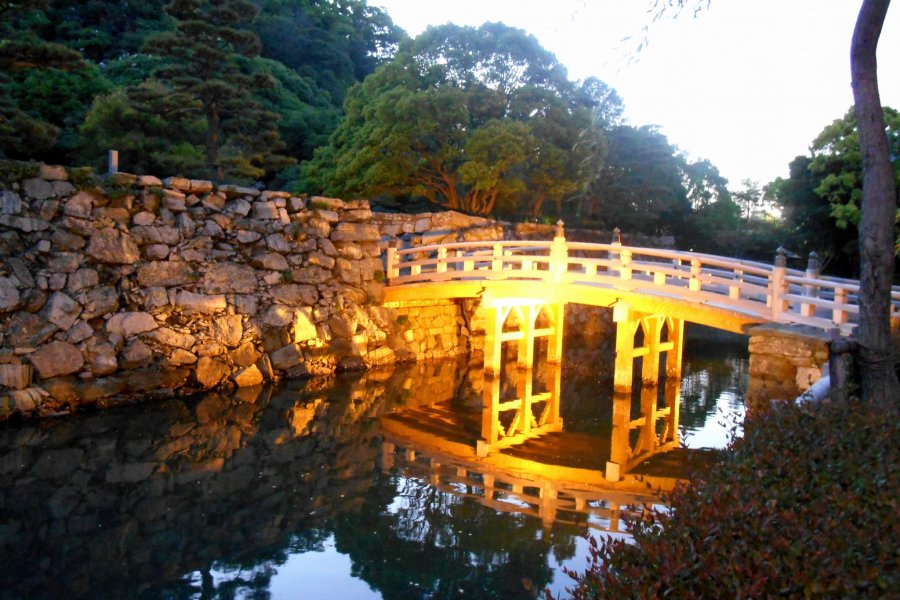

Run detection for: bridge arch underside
[[383, 280, 765, 334]]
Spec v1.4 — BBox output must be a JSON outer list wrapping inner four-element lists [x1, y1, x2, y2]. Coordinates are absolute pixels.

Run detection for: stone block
[[271, 283, 318, 306], [0, 277, 21, 312], [220, 184, 260, 199], [0, 364, 32, 390], [203, 263, 257, 293], [64, 191, 93, 218], [331, 222, 380, 242], [0, 214, 50, 232], [194, 356, 230, 388], [44, 292, 81, 331], [0, 191, 22, 215], [163, 176, 191, 191], [87, 228, 140, 264], [175, 291, 226, 314], [252, 201, 279, 219], [236, 230, 262, 244], [28, 341, 84, 379], [251, 252, 289, 271], [167, 349, 197, 366], [119, 339, 152, 369], [48, 252, 84, 273], [39, 164, 68, 180], [22, 178, 55, 200], [78, 286, 119, 319], [270, 344, 304, 370], [106, 312, 158, 336], [137, 175, 163, 187], [232, 364, 263, 387], [137, 261, 196, 288], [145, 327, 196, 349], [212, 314, 243, 347], [309, 196, 345, 210], [229, 342, 261, 368]]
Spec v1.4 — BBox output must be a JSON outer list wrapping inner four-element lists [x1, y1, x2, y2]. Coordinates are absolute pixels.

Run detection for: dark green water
[[0, 328, 747, 599]]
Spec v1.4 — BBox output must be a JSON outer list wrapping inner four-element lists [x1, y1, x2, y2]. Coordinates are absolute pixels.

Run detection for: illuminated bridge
[[382, 222, 899, 479]]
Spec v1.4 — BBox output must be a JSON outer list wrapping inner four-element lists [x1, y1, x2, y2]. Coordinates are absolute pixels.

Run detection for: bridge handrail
[[384, 232, 900, 333]]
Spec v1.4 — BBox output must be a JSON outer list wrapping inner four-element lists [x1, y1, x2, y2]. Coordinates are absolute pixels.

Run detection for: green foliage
[[137, 0, 293, 182], [578, 125, 694, 236], [771, 107, 900, 276], [809, 106, 900, 231], [303, 22, 604, 217], [67, 165, 98, 188], [8, 63, 111, 153], [253, 0, 403, 105], [1, 0, 399, 179], [77, 86, 206, 177], [0, 159, 40, 184], [557, 398, 899, 598]]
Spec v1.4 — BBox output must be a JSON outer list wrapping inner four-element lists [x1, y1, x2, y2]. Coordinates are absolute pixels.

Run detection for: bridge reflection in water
[[0, 337, 741, 598]]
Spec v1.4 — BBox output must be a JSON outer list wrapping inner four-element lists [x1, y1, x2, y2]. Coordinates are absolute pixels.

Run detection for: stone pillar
[[747, 324, 830, 413]]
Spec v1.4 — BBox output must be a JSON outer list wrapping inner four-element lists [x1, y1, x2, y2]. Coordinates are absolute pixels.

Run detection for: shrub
[[555, 398, 899, 599]]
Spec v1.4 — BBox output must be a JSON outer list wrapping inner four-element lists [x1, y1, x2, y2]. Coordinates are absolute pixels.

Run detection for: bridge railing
[[384, 227, 900, 333]]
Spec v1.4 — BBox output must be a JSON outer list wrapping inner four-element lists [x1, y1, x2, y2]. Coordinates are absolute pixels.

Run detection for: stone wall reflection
[[0, 360, 476, 599]]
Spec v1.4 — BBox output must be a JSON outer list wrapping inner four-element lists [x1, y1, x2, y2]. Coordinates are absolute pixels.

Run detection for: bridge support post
[[478, 300, 565, 456], [608, 306, 683, 480]]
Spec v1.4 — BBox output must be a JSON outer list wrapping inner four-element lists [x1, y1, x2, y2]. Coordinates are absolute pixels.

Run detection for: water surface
[[0, 327, 747, 599]]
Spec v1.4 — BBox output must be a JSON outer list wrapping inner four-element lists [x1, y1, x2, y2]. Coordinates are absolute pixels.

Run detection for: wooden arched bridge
[[382, 223, 900, 477]]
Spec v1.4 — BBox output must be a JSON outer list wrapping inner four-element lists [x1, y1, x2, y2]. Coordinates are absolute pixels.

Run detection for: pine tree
[[139, 0, 292, 181]]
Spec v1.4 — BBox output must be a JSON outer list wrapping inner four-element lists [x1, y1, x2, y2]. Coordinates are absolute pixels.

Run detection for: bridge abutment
[[747, 324, 830, 413]]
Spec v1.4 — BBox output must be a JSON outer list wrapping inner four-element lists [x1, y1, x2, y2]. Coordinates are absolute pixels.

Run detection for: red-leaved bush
[[553, 398, 899, 598]]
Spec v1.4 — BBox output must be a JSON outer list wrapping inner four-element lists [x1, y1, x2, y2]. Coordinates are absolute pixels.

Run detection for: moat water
[[0, 327, 747, 599]]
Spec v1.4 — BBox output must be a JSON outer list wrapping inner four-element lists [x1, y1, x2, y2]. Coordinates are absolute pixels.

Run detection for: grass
[[553, 397, 899, 599]]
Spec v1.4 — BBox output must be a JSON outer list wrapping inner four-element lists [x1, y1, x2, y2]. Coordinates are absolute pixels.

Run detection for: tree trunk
[[205, 103, 223, 182], [530, 193, 546, 219], [850, 0, 899, 402]]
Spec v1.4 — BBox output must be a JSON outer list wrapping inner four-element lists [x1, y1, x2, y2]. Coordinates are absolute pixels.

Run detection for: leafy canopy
[[303, 22, 606, 217]]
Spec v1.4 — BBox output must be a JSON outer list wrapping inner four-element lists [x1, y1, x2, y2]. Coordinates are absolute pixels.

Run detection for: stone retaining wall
[[0, 163, 651, 422], [0, 164, 483, 420]]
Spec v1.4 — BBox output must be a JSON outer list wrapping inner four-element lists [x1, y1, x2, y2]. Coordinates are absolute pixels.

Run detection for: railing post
[[801, 251, 819, 317], [550, 220, 568, 282], [689, 259, 701, 292], [729, 269, 742, 300], [386, 239, 399, 283], [771, 247, 788, 321], [492, 243, 503, 273], [833, 287, 848, 326], [620, 248, 632, 281], [606, 227, 621, 273], [436, 246, 447, 275]]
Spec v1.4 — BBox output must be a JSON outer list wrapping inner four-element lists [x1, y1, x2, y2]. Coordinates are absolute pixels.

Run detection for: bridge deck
[[384, 235, 900, 334]]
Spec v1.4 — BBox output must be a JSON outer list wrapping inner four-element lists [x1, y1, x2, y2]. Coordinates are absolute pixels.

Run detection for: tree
[[644, 0, 898, 403], [772, 155, 859, 274], [0, 0, 89, 159], [850, 0, 899, 401], [252, 0, 403, 106], [140, 0, 292, 181], [303, 22, 604, 217], [579, 125, 692, 236], [810, 107, 900, 233]]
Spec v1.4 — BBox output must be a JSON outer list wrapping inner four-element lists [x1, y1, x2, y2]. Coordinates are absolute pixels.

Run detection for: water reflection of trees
[[332, 470, 578, 599], [679, 338, 749, 432]]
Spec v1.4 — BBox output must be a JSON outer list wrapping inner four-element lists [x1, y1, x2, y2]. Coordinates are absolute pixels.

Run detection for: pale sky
[[374, 0, 900, 190]]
